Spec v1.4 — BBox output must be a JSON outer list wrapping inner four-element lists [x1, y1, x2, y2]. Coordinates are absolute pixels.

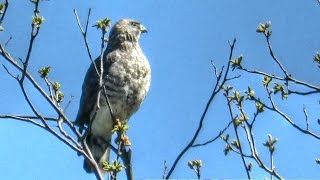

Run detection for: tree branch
[[165, 39, 237, 179]]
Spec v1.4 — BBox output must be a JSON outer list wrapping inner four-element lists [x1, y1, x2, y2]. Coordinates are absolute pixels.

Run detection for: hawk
[[75, 19, 151, 172]]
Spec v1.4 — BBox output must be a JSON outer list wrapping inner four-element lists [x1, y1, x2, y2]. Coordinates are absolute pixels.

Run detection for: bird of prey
[[75, 18, 151, 172]]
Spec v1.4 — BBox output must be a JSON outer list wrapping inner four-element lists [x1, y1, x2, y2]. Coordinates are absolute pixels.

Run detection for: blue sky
[[0, 0, 320, 179]]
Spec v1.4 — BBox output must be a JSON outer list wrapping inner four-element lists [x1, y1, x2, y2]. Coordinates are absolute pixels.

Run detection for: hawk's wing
[[74, 55, 113, 133]]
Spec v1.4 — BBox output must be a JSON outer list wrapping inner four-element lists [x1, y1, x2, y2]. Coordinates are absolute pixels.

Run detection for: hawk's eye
[[130, 21, 140, 27]]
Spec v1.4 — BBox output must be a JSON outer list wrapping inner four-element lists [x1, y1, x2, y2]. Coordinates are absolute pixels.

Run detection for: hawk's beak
[[140, 24, 147, 33]]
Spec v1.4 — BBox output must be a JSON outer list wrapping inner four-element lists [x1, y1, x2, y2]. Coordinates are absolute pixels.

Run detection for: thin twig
[[265, 35, 289, 77], [73, 9, 99, 76], [303, 105, 309, 131], [2, 64, 18, 79], [0, 114, 58, 121], [270, 151, 274, 180], [4, 36, 12, 47], [192, 120, 233, 147], [162, 160, 168, 179], [44, 77, 54, 102], [0, 114, 45, 128], [63, 95, 74, 113], [210, 60, 218, 77], [21, 0, 41, 82]]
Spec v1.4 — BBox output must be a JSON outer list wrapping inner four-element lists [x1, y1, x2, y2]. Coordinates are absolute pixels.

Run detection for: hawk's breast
[[103, 46, 151, 121]]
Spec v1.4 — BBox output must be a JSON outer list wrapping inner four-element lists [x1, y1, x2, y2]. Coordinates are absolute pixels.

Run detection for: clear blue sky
[[0, 0, 320, 179]]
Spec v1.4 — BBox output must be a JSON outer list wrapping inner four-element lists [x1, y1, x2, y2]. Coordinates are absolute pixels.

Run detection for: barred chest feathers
[[103, 45, 151, 122]]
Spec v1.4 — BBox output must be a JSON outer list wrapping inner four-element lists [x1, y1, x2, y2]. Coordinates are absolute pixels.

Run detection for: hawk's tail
[[83, 134, 111, 173]]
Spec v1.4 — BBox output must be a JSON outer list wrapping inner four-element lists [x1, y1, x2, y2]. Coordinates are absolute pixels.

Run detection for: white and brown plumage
[[75, 19, 151, 172]]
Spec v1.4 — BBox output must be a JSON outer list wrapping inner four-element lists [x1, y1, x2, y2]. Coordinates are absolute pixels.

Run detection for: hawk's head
[[109, 19, 147, 44]]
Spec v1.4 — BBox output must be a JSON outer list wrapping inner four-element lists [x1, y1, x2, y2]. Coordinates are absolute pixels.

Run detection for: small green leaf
[[222, 134, 230, 142], [32, 14, 45, 28], [314, 52, 320, 62], [94, 17, 111, 31], [224, 144, 231, 156], [102, 160, 124, 172], [262, 76, 272, 87], [0, 25, 4, 31], [263, 134, 278, 154], [273, 83, 288, 100], [56, 91, 64, 103], [256, 23, 265, 33], [246, 86, 255, 100], [52, 81, 61, 91], [0, 2, 6, 14], [315, 158, 320, 165], [233, 90, 244, 105], [313, 52, 320, 68], [255, 101, 264, 113], [256, 21, 271, 33], [230, 55, 243, 70], [231, 139, 240, 149]]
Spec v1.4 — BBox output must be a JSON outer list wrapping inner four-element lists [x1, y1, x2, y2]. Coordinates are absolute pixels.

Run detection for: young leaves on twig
[[230, 55, 243, 70], [263, 134, 278, 154], [38, 66, 50, 78], [32, 14, 45, 28], [257, 21, 272, 38], [262, 76, 272, 87], [273, 83, 288, 99]]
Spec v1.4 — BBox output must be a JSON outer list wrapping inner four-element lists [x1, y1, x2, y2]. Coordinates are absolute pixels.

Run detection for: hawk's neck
[[108, 33, 140, 51]]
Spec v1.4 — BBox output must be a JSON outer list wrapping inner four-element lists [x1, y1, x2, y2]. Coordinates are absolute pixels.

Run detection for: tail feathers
[[84, 134, 111, 173]]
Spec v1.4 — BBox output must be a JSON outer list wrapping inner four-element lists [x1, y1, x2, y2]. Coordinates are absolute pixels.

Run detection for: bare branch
[[44, 77, 54, 102], [303, 105, 309, 131], [264, 34, 289, 77], [162, 160, 168, 179], [192, 120, 233, 147], [265, 87, 320, 139], [21, 0, 41, 82], [0, 114, 58, 121], [4, 36, 12, 47], [210, 60, 218, 77], [2, 64, 18, 79], [240, 67, 320, 93], [73, 8, 99, 76], [0, 114, 45, 128]]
